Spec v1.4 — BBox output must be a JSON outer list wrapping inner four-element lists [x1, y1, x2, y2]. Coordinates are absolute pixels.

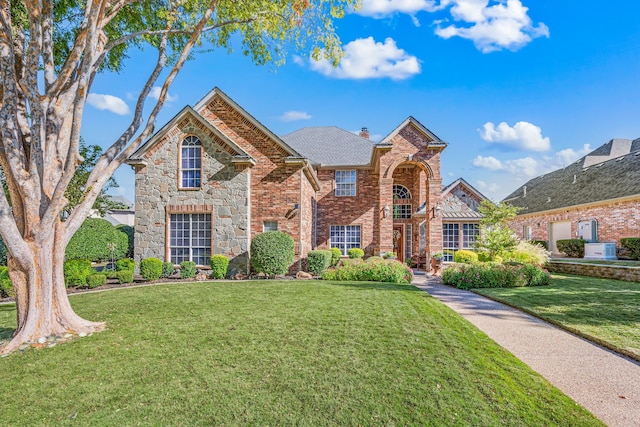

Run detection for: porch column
[[379, 177, 394, 255], [427, 177, 443, 255]]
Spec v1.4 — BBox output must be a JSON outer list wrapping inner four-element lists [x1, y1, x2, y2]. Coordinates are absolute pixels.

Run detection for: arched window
[[180, 136, 202, 188], [393, 184, 411, 200]]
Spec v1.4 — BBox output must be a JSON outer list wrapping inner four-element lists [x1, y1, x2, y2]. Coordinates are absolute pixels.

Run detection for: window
[[169, 213, 211, 265], [404, 224, 412, 259], [442, 223, 459, 262], [462, 224, 479, 248], [393, 185, 411, 200], [335, 170, 356, 196], [180, 136, 202, 188], [393, 204, 412, 219], [263, 221, 278, 232], [330, 225, 361, 256]]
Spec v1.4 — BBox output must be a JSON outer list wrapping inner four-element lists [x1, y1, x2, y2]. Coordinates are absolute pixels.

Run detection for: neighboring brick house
[[128, 87, 449, 274], [503, 138, 640, 254]]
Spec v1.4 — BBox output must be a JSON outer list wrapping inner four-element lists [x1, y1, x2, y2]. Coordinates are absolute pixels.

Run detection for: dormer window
[[180, 136, 202, 189]]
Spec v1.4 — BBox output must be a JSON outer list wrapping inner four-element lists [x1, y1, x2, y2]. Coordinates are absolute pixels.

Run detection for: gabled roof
[[442, 177, 487, 201], [280, 126, 374, 167], [380, 116, 448, 149], [415, 177, 488, 219], [503, 137, 640, 214], [127, 106, 254, 164], [194, 87, 302, 158]]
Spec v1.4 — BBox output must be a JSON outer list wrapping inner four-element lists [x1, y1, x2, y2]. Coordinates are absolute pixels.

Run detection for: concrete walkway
[[412, 274, 640, 427]]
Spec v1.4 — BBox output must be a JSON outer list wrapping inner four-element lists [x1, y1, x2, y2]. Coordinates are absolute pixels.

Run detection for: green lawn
[[0, 281, 601, 426], [475, 274, 640, 359], [551, 258, 640, 267]]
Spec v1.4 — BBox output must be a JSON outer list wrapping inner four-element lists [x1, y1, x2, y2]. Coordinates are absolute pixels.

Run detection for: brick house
[[128, 87, 450, 274], [503, 138, 640, 254]]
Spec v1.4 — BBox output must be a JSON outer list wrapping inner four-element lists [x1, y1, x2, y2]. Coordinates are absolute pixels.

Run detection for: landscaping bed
[[0, 280, 602, 426]]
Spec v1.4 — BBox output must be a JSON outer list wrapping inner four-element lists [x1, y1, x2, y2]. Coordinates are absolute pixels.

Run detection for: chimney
[[359, 127, 370, 139]]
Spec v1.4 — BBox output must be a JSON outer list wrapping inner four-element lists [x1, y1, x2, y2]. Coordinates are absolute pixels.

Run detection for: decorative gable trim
[[380, 116, 447, 150], [442, 178, 489, 202], [127, 106, 255, 165]]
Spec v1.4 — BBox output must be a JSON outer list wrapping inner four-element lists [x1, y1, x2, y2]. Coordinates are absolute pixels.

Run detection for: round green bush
[[86, 273, 107, 289], [210, 255, 229, 279], [348, 248, 364, 259], [0, 266, 13, 298], [66, 218, 128, 262], [116, 224, 134, 258], [329, 247, 342, 267], [113, 270, 133, 285], [115, 258, 135, 271], [307, 250, 332, 275], [161, 262, 175, 278], [454, 250, 478, 264], [140, 257, 163, 281], [180, 261, 197, 279], [250, 231, 295, 276], [63, 259, 92, 287]]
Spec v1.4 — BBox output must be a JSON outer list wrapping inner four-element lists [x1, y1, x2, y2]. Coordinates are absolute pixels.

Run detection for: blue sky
[[82, 0, 640, 203]]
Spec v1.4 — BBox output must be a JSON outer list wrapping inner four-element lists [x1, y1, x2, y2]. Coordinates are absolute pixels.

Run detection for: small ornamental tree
[[475, 201, 521, 259], [251, 231, 295, 277]]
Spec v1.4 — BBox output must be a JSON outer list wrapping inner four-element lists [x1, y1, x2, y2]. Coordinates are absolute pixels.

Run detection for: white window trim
[[335, 170, 356, 197]]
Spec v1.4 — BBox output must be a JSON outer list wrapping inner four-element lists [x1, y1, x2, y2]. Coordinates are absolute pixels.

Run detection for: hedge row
[[322, 258, 413, 284], [442, 262, 550, 289], [619, 238, 640, 260]]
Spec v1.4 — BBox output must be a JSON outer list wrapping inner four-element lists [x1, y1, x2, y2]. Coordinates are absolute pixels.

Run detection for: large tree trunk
[[0, 224, 104, 355]]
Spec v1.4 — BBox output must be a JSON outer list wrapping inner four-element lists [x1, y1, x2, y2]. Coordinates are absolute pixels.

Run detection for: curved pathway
[[412, 274, 640, 427]]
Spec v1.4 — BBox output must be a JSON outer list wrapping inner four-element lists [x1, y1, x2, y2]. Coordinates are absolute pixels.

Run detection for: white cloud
[[87, 93, 130, 115], [310, 37, 420, 80], [476, 180, 501, 194], [435, 0, 549, 53], [472, 155, 503, 170], [292, 55, 305, 66], [280, 111, 312, 122], [149, 86, 178, 103], [479, 121, 550, 152], [357, 0, 442, 18], [550, 144, 592, 168]]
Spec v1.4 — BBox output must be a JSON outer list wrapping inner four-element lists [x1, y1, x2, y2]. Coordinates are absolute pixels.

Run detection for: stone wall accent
[[548, 261, 640, 283], [134, 115, 250, 276], [509, 198, 640, 245]]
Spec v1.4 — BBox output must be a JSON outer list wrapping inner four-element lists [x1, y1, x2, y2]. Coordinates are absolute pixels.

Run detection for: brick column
[[427, 177, 443, 255], [379, 177, 394, 255]]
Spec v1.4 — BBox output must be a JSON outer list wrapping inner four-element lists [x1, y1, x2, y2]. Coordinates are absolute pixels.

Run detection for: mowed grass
[[0, 280, 602, 426], [476, 274, 640, 359]]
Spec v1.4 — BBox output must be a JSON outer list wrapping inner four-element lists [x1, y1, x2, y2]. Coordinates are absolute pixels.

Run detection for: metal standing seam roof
[[280, 126, 375, 167], [503, 138, 640, 214]]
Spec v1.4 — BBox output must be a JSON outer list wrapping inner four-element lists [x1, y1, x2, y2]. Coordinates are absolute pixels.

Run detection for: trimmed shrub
[[115, 258, 135, 272], [180, 261, 197, 279], [250, 231, 295, 276], [113, 269, 134, 284], [454, 250, 478, 264], [140, 257, 163, 281], [531, 240, 548, 250], [66, 218, 128, 262], [161, 262, 175, 278], [0, 266, 13, 298], [86, 273, 107, 289], [63, 259, 92, 287], [210, 255, 229, 279], [442, 262, 550, 290], [116, 224, 134, 258], [329, 247, 342, 267], [348, 248, 365, 259], [619, 238, 640, 260], [307, 250, 332, 275], [322, 259, 413, 284], [556, 239, 586, 258]]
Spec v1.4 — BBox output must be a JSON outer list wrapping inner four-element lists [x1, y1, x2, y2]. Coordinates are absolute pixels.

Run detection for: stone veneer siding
[[134, 117, 250, 275], [509, 198, 640, 245]]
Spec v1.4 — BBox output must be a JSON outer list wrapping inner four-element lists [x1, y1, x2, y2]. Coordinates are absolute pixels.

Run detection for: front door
[[393, 225, 404, 261]]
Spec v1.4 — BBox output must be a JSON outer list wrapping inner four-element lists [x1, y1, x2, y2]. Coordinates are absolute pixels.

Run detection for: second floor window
[[181, 136, 202, 189], [335, 170, 356, 196]]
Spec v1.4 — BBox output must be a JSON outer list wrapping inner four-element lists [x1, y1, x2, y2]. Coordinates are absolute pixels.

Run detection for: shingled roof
[[503, 138, 640, 214], [280, 126, 375, 167]]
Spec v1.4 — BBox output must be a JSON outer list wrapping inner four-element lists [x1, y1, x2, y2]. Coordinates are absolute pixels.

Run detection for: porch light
[[431, 204, 441, 218], [382, 205, 391, 219]]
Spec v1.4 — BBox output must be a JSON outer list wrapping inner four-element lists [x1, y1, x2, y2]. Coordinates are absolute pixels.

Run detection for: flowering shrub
[[442, 262, 550, 290], [322, 258, 413, 284]]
